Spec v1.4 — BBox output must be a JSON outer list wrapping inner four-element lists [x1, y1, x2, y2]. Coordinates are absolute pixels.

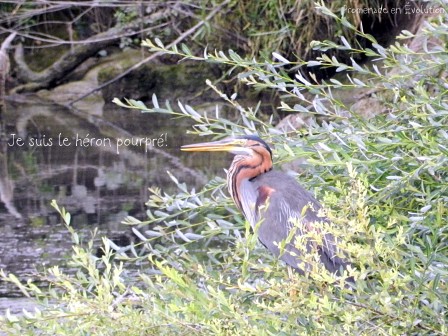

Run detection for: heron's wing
[[261, 194, 347, 273], [256, 194, 313, 272], [251, 171, 349, 274], [238, 179, 259, 228]]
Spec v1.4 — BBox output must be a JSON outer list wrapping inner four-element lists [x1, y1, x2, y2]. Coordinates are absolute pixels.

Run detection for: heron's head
[[181, 135, 272, 159]]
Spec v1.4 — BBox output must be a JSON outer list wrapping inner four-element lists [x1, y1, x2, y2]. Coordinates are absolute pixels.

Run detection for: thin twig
[[336, 297, 444, 335], [0, 24, 167, 46], [69, 0, 232, 106]]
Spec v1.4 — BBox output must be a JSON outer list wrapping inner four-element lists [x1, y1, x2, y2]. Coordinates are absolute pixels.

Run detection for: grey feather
[[242, 170, 350, 275]]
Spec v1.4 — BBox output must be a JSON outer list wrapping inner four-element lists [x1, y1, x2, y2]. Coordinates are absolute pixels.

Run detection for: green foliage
[[2, 1, 448, 335], [212, 0, 399, 59]]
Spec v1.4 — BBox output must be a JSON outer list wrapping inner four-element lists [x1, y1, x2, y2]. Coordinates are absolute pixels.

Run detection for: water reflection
[[0, 97, 226, 311], [0, 134, 20, 220]]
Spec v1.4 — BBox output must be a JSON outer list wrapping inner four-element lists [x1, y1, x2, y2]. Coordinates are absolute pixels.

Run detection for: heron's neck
[[227, 154, 272, 211]]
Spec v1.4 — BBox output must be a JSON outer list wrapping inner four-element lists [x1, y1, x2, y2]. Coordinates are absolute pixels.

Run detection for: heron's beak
[[181, 138, 246, 154]]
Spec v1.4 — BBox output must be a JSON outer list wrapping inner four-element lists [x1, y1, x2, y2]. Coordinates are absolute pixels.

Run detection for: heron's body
[[182, 135, 350, 276], [229, 154, 346, 274]]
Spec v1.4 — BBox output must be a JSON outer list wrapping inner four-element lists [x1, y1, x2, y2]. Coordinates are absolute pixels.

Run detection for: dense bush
[[1, 1, 447, 335]]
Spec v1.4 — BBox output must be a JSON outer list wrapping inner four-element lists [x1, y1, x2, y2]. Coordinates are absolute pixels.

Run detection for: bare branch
[[0, 32, 17, 114], [10, 8, 172, 93], [70, 0, 233, 105]]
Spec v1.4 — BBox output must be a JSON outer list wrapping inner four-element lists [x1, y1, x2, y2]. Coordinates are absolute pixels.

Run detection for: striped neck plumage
[[227, 149, 273, 212]]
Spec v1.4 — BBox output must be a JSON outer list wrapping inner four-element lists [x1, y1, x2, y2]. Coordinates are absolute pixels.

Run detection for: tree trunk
[[13, 26, 124, 93], [0, 33, 16, 115]]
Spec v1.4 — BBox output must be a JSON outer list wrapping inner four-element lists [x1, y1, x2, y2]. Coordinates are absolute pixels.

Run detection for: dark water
[[0, 97, 226, 313]]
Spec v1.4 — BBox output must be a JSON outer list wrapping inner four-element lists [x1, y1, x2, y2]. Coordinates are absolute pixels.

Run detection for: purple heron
[[181, 135, 350, 276]]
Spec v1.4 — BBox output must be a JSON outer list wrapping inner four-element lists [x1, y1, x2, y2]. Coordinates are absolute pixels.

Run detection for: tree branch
[[69, 0, 232, 106], [10, 9, 173, 93], [0, 32, 16, 115]]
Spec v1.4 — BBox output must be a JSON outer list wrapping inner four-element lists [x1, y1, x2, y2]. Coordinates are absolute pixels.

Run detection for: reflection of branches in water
[[11, 101, 206, 184], [66, 104, 207, 184], [0, 138, 22, 219], [16, 164, 100, 181], [0, 33, 21, 218], [15, 104, 52, 139]]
